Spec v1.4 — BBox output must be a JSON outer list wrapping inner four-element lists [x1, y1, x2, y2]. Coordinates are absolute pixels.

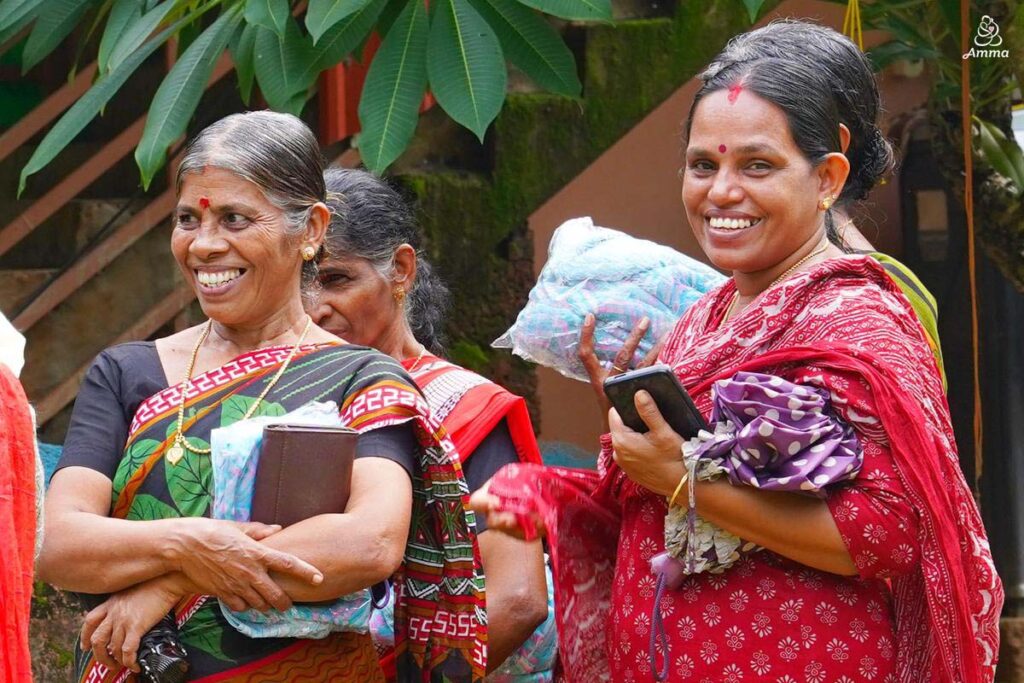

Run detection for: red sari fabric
[[0, 365, 36, 683], [402, 354, 542, 466], [489, 256, 1001, 682]]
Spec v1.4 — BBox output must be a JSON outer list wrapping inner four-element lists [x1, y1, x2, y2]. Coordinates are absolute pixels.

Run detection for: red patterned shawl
[[402, 355, 542, 466], [662, 255, 1001, 682]]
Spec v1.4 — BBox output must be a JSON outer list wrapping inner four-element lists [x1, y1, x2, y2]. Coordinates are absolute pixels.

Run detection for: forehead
[[319, 253, 380, 273], [687, 89, 798, 153], [178, 166, 269, 205]]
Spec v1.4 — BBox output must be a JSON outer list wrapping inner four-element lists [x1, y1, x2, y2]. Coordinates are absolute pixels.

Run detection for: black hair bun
[[842, 126, 896, 202]]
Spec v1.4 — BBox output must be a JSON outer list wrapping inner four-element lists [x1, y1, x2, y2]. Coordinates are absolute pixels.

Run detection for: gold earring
[[820, 195, 836, 211], [393, 286, 406, 303], [301, 245, 316, 261]]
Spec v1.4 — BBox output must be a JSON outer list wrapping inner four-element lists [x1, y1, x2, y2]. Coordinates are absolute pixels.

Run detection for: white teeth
[[708, 216, 758, 230], [196, 269, 242, 287]]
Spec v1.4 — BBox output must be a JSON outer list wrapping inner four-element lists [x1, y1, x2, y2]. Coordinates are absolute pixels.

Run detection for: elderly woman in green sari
[[38, 112, 486, 683]]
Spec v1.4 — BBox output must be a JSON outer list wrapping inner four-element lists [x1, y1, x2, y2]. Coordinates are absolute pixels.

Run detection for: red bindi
[[199, 197, 210, 209], [718, 144, 727, 153], [727, 83, 743, 104]]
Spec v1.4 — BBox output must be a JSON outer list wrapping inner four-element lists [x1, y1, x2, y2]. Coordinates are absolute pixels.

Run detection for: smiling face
[[173, 167, 306, 326], [682, 89, 837, 278]]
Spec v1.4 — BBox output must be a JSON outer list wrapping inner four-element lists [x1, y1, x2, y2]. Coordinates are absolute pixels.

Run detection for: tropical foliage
[[1, 0, 597, 189], [852, 0, 1023, 287], [822, 0, 1022, 190]]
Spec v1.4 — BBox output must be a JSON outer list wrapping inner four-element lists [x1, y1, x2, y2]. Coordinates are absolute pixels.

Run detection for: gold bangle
[[667, 470, 690, 508]]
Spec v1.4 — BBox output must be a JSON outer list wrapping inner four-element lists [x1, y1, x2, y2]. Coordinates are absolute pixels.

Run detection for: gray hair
[[176, 111, 327, 241], [318, 168, 451, 354]]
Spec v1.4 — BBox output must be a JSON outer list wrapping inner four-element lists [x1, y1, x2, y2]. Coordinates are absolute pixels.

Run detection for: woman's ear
[[304, 202, 330, 252], [817, 152, 851, 206], [392, 244, 418, 288], [838, 124, 851, 154]]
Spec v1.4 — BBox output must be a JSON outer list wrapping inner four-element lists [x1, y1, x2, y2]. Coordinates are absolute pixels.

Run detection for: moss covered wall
[[397, 0, 772, 423]]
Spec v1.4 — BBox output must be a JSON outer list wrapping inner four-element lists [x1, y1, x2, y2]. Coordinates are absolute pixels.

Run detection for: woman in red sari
[[473, 39, 1002, 683], [305, 168, 550, 675]]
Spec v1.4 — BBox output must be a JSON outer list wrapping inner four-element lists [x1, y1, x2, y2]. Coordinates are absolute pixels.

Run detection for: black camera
[[137, 612, 189, 683]]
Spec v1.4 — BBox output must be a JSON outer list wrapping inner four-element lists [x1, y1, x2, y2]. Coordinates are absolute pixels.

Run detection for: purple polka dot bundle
[[660, 371, 865, 578], [492, 217, 725, 381], [700, 371, 864, 494]]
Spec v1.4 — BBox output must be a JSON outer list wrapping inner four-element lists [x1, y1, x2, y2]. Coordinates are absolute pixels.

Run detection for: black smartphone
[[603, 365, 707, 438]]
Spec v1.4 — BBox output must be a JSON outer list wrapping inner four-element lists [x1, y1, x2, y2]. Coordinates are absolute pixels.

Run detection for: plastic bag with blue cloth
[[493, 217, 725, 381], [209, 401, 374, 639]]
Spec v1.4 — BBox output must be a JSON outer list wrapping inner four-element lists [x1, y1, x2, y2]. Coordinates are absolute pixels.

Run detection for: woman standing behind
[[306, 168, 551, 675], [474, 39, 1001, 683]]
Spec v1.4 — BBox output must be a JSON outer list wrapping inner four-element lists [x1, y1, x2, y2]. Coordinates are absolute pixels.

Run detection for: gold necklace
[[166, 317, 313, 466], [721, 240, 831, 324]]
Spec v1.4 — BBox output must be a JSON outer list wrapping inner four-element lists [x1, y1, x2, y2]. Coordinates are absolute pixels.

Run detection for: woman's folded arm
[[39, 466, 322, 611], [37, 467, 181, 592], [259, 456, 413, 601]]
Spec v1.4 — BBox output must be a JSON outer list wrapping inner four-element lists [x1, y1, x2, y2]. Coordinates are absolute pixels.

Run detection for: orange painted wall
[[525, 0, 931, 455]]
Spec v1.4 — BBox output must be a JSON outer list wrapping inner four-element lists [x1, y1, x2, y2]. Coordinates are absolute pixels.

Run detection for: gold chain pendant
[[166, 443, 185, 466]]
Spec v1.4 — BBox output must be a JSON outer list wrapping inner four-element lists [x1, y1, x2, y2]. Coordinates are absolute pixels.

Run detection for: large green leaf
[[111, 438, 163, 498], [871, 13, 931, 53], [180, 606, 231, 661], [357, 0, 428, 172], [937, 0, 959, 51], [98, 0, 143, 73], [126, 494, 181, 520], [21, 0, 95, 71], [974, 116, 1024, 194], [229, 20, 258, 103], [0, 0, 43, 33], [307, 0, 387, 75], [135, 6, 242, 189], [306, 0, 374, 44], [18, 16, 181, 194], [253, 15, 317, 113], [165, 445, 212, 517], [741, 0, 765, 23], [0, 4, 35, 51], [219, 395, 286, 425], [375, 0, 407, 38], [467, 0, 578, 96], [513, 0, 609, 23], [244, 0, 289, 39], [427, 0, 506, 141], [105, 0, 176, 73]]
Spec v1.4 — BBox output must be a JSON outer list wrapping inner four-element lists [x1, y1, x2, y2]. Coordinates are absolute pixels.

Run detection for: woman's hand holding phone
[[608, 390, 688, 497]]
